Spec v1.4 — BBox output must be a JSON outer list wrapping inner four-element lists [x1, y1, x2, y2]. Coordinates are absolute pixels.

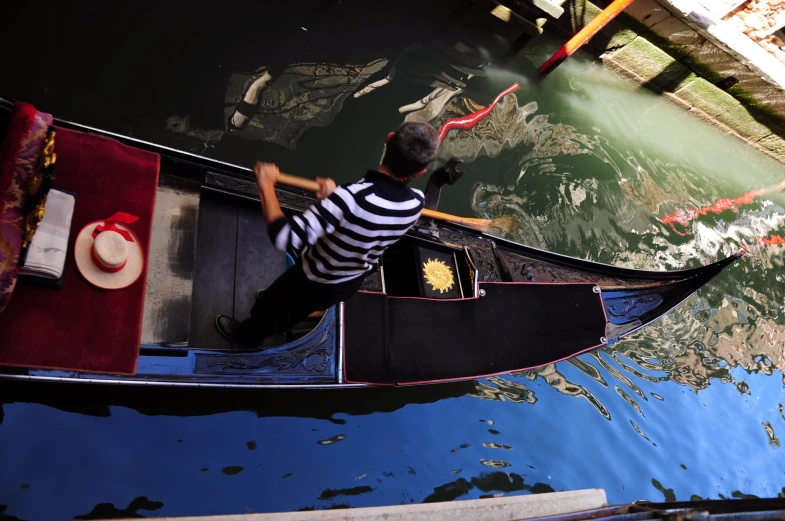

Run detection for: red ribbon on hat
[[92, 212, 139, 242]]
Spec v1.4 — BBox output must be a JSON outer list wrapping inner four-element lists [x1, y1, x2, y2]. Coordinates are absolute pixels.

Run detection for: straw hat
[[74, 212, 144, 290]]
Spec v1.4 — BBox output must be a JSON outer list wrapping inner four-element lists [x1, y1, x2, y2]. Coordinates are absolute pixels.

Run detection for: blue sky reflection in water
[[1, 16, 785, 521], [0, 361, 783, 518]]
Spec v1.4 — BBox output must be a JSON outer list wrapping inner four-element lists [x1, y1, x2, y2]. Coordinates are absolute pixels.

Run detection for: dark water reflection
[[2, 0, 785, 519], [73, 498, 164, 520]]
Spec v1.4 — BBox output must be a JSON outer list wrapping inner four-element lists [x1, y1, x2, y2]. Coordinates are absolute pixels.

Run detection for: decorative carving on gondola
[[528, 262, 603, 283], [275, 190, 314, 211], [499, 253, 596, 284], [438, 227, 501, 282], [205, 171, 256, 196], [197, 342, 331, 374], [204, 171, 313, 211], [497, 250, 652, 287], [275, 343, 330, 372], [604, 294, 664, 320], [194, 318, 335, 377]]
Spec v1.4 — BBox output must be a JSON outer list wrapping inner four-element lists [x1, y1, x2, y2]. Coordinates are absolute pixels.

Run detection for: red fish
[[757, 234, 785, 247], [438, 83, 521, 143], [660, 181, 785, 234]]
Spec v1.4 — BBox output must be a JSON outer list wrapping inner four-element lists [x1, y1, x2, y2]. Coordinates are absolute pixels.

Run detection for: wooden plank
[[233, 200, 287, 349], [142, 489, 607, 521], [188, 190, 238, 350], [695, 0, 748, 18], [142, 174, 200, 344]]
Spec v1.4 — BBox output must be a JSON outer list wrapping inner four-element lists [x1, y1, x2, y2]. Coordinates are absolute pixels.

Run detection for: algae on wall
[[542, 0, 785, 163]]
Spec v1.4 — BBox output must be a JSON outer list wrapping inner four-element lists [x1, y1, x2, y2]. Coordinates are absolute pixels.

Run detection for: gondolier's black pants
[[238, 264, 364, 344]]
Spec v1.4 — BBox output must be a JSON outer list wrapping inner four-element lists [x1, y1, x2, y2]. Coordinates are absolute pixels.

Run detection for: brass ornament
[[22, 200, 47, 249], [422, 258, 455, 294], [27, 171, 43, 196], [42, 129, 56, 168]]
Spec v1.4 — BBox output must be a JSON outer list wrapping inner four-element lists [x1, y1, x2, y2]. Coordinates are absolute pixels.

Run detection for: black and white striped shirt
[[268, 170, 424, 284]]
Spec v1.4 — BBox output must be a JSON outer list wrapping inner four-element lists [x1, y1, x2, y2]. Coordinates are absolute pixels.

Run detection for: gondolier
[[215, 122, 440, 346]]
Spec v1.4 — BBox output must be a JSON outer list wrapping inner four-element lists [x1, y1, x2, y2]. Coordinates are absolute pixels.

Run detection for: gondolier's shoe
[[215, 314, 258, 346]]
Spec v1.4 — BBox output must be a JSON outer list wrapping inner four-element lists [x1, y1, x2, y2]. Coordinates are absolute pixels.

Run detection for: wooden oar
[[538, 0, 636, 76], [275, 172, 500, 233]]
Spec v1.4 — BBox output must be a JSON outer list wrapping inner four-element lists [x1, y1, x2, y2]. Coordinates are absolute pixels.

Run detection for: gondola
[[0, 98, 740, 388]]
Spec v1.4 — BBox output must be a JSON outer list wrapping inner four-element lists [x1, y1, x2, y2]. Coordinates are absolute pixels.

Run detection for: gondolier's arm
[[255, 162, 335, 222], [254, 161, 338, 252]]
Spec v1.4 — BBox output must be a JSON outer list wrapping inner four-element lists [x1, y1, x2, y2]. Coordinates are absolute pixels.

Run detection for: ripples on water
[[2, 50, 785, 521], [448, 54, 785, 503]]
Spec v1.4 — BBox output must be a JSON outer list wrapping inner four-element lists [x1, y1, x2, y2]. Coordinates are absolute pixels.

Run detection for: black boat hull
[[0, 102, 741, 388]]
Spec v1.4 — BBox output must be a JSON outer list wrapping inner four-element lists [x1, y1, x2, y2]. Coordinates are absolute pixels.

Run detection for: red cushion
[[0, 127, 159, 375]]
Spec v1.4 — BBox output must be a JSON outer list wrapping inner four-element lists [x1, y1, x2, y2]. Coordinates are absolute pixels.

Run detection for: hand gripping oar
[[273, 171, 506, 233]]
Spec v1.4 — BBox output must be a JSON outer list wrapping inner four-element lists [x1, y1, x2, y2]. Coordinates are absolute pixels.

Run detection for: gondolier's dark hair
[[382, 122, 439, 179]]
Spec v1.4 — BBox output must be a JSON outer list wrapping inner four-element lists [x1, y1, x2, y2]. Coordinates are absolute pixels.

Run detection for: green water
[[1, 5, 785, 518]]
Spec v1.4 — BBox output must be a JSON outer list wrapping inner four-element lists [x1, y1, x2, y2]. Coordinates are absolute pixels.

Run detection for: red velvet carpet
[[0, 128, 159, 375]]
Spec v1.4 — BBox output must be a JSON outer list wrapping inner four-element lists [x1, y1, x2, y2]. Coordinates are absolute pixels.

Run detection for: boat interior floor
[[141, 178, 319, 350]]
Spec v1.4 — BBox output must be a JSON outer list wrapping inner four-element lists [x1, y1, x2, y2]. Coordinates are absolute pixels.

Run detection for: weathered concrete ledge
[[104, 489, 607, 521], [546, 0, 785, 165], [667, 0, 785, 91]]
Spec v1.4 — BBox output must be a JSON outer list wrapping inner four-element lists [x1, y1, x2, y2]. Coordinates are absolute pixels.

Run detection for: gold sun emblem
[[422, 258, 455, 294]]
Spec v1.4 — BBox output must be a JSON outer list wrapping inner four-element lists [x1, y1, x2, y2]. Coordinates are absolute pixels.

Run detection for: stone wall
[[546, 0, 785, 164], [624, 0, 785, 116], [728, 0, 785, 64]]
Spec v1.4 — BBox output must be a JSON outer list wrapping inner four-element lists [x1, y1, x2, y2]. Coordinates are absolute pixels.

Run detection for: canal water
[[1, 1, 784, 519]]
